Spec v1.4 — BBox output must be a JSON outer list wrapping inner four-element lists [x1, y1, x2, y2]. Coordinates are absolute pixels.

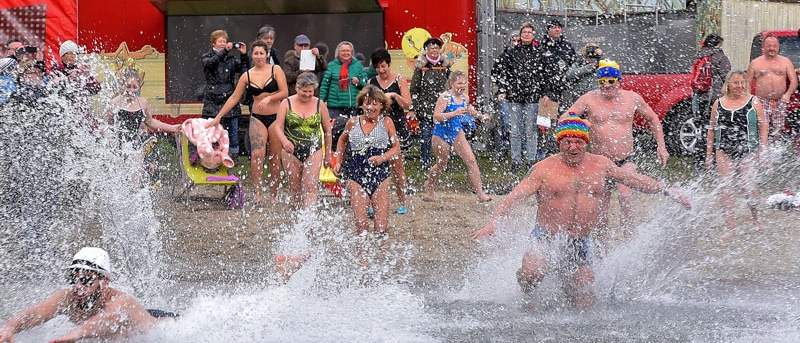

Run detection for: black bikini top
[[246, 65, 279, 97]]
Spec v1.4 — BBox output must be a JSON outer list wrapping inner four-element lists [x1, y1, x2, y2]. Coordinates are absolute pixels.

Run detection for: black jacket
[[491, 43, 543, 104], [201, 48, 248, 118], [538, 35, 577, 103]]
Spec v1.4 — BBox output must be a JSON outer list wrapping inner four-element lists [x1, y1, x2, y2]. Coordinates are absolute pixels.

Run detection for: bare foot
[[477, 194, 493, 202], [272, 252, 310, 284], [720, 230, 736, 241]]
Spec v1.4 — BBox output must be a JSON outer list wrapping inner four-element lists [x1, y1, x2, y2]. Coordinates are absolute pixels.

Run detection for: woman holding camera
[[564, 43, 602, 109], [201, 29, 248, 157]]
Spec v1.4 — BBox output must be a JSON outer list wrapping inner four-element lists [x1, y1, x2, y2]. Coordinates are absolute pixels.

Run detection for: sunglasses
[[68, 274, 98, 286], [597, 78, 618, 85]]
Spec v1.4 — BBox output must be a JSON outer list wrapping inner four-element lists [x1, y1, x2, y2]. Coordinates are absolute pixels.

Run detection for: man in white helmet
[[0, 247, 174, 342]]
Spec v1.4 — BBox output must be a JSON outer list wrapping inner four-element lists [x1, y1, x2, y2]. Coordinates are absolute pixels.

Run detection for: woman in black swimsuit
[[208, 40, 288, 204], [106, 70, 180, 148], [705, 70, 768, 239]]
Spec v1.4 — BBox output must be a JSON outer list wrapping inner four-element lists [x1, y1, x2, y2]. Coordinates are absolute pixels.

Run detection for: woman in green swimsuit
[[274, 72, 333, 209]]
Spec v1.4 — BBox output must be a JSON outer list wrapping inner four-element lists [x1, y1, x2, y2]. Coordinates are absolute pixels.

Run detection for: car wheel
[[663, 100, 693, 156], [678, 116, 700, 153]]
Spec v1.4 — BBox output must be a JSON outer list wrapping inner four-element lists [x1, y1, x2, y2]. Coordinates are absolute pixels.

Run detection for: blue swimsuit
[[432, 91, 475, 145]]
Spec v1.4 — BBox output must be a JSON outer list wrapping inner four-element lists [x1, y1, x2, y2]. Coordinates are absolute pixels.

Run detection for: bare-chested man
[[746, 34, 798, 137], [0, 247, 175, 343], [471, 115, 690, 309], [562, 59, 669, 234]]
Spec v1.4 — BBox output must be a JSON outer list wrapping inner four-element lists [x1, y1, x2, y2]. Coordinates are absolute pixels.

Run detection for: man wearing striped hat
[[563, 59, 669, 235], [472, 115, 689, 309]]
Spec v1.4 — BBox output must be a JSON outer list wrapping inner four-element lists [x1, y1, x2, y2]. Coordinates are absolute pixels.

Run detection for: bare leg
[[389, 152, 407, 208], [716, 152, 737, 239], [349, 181, 372, 234], [565, 265, 596, 310], [424, 136, 451, 202], [249, 118, 268, 204], [284, 155, 303, 209], [739, 156, 763, 231], [300, 150, 324, 209], [371, 178, 393, 233], [267, 125, 284, 204], [517, 250, 548, 295], [616, 162, 637, 236], [452, 132, 492, 202]]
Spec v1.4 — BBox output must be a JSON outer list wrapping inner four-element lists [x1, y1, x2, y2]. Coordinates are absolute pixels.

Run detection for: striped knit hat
[[555, 114, 590, 144]]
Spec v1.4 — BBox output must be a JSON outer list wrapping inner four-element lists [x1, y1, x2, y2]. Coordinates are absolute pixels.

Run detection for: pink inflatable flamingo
[[182, 118, 235, 169]]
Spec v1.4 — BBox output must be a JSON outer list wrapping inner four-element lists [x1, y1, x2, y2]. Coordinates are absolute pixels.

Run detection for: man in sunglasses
[[562, 59, 669, 239], [0, 247, 172, 342]]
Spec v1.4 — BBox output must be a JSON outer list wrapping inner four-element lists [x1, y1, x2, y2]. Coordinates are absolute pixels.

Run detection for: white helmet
[[64, 247, 114, 279]]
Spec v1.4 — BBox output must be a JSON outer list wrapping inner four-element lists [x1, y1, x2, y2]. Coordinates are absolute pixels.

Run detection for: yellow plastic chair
[[173, 132, 243, 208]]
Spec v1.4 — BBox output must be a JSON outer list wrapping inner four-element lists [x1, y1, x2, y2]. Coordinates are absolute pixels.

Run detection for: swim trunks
[[529, 226, 593, 273], [756, 95, 787, 136]]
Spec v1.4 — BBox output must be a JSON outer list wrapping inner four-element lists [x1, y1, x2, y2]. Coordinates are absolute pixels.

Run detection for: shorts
[[529, 227, 593, 273]]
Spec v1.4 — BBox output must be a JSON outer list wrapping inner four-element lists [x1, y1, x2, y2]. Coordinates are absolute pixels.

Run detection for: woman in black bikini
[[208, 40, 289, 204]]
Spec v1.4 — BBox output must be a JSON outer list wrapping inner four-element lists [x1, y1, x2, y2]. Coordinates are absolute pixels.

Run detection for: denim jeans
[[497, 100, 511, 152], [419, 118, 434, 166], [220, 116, 239, 155], [508, 102, 539, 164]]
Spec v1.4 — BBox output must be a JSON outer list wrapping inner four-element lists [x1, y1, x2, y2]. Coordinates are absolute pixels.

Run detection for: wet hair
[[519, 22, 535, 36], [721, 70, 747, 97], [703, 34, 723, 47], [251, 40, 269, 55], [447, 70, 466, 88], [256, 25, 276, 40], [356, 85, 391, 110], [371, 48, 391, 67], [296, 72, 318, 89], [335, 41, 354, 60], [122, 69, 141, 82], [210, 30, 228, 44]]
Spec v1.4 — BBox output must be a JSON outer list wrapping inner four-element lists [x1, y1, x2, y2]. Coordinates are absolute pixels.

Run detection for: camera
[[15, 46, 38, 56], [585, 46, 600, 59], [233, 42, 243, 49]]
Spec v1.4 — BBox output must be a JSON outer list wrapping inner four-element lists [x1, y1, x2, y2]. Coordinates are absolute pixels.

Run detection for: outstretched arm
[[0, 290, 67, 341], [609, 162, 691, 209], [471, 168, 541, 240], [635, 94, 669, 167], [51, 295, 157, 343]]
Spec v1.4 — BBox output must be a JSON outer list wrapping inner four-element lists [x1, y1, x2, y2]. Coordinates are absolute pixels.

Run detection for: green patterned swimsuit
[[285, 98, 323, 162]]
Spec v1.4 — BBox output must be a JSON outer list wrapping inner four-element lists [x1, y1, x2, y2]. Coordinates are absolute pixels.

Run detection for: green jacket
[[320, 58, 367, 108]]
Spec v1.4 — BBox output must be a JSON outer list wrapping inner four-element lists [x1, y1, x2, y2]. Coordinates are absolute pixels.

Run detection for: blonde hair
[[210, 30, 228, 44], [447, 70, 466, 89], [721, 70, 747, 97]]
